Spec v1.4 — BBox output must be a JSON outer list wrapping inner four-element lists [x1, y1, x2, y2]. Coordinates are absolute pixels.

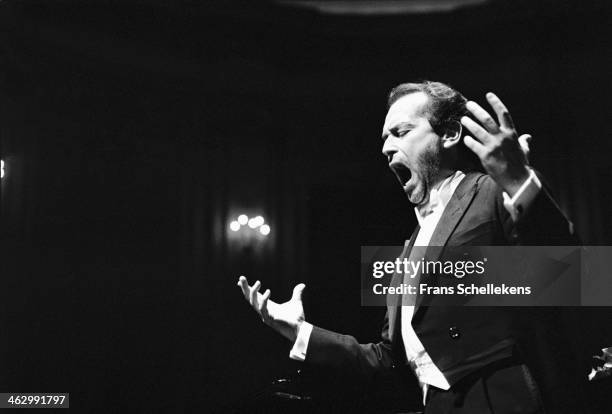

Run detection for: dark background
[[0, 0, 610, 412]]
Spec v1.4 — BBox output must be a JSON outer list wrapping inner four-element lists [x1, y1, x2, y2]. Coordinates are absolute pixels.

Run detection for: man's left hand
[[461, 92, 530, 197]]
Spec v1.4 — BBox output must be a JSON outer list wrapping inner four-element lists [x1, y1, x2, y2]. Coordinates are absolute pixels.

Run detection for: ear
[[441, 121, 462, 149]]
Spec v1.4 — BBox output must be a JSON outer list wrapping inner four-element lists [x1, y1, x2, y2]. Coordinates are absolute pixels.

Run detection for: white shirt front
[[401, 170, 466, 402]]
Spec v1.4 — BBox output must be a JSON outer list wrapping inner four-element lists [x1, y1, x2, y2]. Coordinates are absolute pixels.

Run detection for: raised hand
[[461, 92, 531, 197], [237, 276, 306, 342]]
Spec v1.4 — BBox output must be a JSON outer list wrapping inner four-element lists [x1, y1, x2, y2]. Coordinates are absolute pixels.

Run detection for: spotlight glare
[[247, 218, 258, 229], [237, 214, 248, 225], [230, 221, 240, 231], [253, 216, 265, 227], [1, 160, 4, 178], [260, 224, 270, 236]]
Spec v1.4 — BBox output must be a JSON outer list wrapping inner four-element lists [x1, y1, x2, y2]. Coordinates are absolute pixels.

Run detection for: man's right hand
[[237, 276, 306, 342]]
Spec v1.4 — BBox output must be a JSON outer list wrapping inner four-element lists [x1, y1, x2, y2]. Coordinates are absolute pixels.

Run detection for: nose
[[382, 139, 397, 163]]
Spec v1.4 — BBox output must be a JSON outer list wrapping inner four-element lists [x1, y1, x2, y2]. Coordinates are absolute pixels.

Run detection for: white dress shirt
[[401, 170, 465, 401], [289, 169, 542, 404]]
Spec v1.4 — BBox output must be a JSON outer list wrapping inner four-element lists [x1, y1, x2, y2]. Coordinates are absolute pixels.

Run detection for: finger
[[486, 92, 515, 131], [237, 276, 250, 299], [461, 116, 492, 144], [250, 280, 261, 306], [291, 283, 306, 302], [463, 136, 487, 159], [518, 133, 532, 145], [260, 289, 271, 320], [465, 101, 500, 133], [518, 134, 532, 165], [258, 289, 270, 313], [518, 134, 532, 153]]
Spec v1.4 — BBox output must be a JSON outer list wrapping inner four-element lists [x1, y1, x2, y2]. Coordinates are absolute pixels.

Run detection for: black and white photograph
[[1, 1, 611, 412]]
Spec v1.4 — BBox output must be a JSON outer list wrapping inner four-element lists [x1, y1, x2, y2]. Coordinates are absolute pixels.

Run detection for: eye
[[397, 129, 410, 137]]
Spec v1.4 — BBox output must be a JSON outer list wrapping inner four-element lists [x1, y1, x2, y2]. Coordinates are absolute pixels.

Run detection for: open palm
[[237, 276, 305, 342]]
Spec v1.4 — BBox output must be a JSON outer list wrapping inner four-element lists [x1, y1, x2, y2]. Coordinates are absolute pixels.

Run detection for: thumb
[[291, 283, 306, 301], [518, 134, 532, 152]]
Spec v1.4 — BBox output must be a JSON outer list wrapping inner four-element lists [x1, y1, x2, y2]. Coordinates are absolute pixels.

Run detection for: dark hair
[[388, 80, 482, 172]]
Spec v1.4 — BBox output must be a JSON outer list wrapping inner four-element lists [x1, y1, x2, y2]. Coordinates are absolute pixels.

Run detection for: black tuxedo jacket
[[304, 171, 578, 389]]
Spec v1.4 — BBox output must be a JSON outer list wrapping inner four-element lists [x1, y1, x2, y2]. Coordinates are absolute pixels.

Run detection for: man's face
[[381, 92, 442, 205]]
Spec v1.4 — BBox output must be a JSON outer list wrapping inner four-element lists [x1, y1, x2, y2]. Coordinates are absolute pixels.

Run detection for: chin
[[407, 194, 425, 205], [405, 184, 426, 205]]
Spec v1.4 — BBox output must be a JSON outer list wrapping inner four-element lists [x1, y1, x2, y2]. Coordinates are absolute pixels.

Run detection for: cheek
[[418, 135, 441, 155], [397, 132, 438, 161], [406, 137, 434, 159]]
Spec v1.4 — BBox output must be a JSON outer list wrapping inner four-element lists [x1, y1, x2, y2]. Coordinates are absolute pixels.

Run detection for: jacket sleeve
[[483, 173, 578, 245], [513, 184, 578, 245], [304, 312, 396, 379]]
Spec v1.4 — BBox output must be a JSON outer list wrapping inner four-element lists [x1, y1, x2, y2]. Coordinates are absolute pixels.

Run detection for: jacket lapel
[[387, 225, 420, 342], [413, 172, 483, 311], [428, 172, 482, 249]]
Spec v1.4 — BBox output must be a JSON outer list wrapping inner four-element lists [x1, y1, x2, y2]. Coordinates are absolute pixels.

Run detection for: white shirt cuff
[[289, 322, 313, 361], [502, 168, 542, 222]]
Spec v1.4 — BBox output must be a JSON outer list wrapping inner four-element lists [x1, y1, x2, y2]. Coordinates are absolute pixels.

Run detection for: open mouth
[[389, 162, 412, 188]]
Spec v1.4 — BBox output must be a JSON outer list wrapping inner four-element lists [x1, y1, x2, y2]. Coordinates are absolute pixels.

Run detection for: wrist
[[280, 320, 303, 342], [291, 320, 303, 342], [502, 167, 530, 198]]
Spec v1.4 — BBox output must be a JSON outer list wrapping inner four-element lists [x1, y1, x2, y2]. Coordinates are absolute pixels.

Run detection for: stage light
[[1, 160, 4, 178], [229, 212, 271, 241]]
